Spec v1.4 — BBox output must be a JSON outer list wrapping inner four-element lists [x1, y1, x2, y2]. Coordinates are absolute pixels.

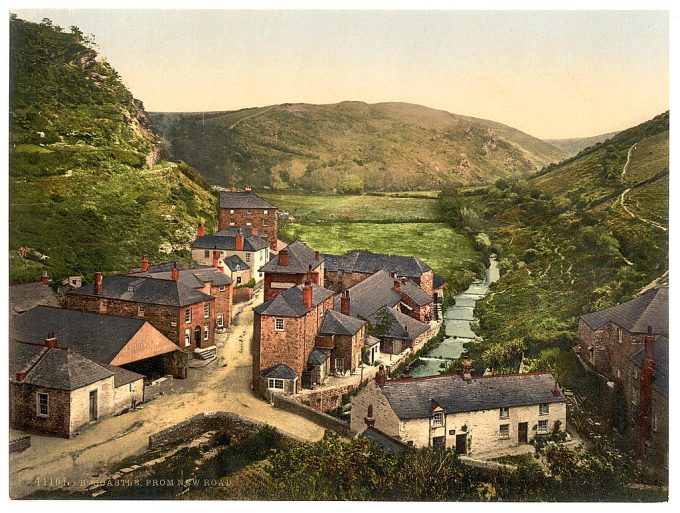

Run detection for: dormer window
[[499, 407, 509, 419], [432, 412, 444, 427]]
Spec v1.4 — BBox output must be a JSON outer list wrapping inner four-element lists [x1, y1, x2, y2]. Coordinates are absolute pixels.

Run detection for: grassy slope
[[438, 112, 668, 376], [9, 17, 217, 282], [150, 101, 567, 191], [546, 130, 619, 157]]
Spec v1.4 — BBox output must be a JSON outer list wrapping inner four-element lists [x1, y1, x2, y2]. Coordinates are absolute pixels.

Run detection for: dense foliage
[[9, 16, 218, 282]]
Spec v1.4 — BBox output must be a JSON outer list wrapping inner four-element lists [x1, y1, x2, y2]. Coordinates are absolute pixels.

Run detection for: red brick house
[[577, 285, 668, 391], [260, 240, 324, 301], [253, 281, 335, 396], [218, 188, 278, 250], [66, 272, 216, 352]]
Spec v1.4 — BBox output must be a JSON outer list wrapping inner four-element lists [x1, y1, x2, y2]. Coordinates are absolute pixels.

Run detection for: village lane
[[9, 289, 327, 498]]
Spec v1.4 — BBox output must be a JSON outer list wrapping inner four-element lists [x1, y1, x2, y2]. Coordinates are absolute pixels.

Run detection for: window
[[204, 304, 210, 318], [184, 329, 191, 347], [499, 407, 509, 419], [129, 382, 135, 392], [229, 209, 234, 214], [538, 420, 549, 433], [618, 328, 623, 343], [275, 318, 284, 331], [633, 367, 639, 380], [268, 378, 284, 389], [229, 219, 235, 226], [263, 210, 268, 215], [204, 324, 210, 341], [432, 412, 444, 427], [204, 250, 210, 258], [217, 314, 224, 328], [137, 305, 144, 317], [185, 308, 192, 323], [37, 393, 49, 417], [99, 299, 108, 313], [247, 210, 252, 215], [263, 219, 269, 226], [539, 403, 550, 415], [236, 277, 242, 285], [407, 441, 414, 447], [219, 285, 226, 292], [246, 220, 252, 226], [245, 253, 251, 263], [499, 424, 510, 439]]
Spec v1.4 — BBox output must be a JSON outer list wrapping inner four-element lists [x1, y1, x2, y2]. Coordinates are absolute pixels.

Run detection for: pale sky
[[13, 9, 669, 139]]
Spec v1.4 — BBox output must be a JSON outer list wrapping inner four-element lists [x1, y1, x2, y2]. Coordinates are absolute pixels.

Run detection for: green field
[[261, 192, 439, 223]]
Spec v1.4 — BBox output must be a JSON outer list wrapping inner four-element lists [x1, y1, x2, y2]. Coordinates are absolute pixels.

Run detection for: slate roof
[[68, 275, 214, 307], [103, 364, 145, 388], [308, 348, 331, 366], [259, 240, 323, 274], [323, 251, 431, 277], [13, 346, 114, 391], [433, 273, 447, 290], [319, 309, 366, 336], [630, 335, 669, 398], [364, 335, 381, 348], [10, 306, 158, 364], [380, 372, 566, 420], [219, 191, 277, 209], [579, 286, 668, 335], [260, 363, 297, 379], [399, 279, 434, 306], [370, 308, 429, 341], [223, 255, 250, 272], [137, 267, 232, 287], [192, 233, 270, 252], [254, 283, 335, 318], [9, 281, 61, 318]]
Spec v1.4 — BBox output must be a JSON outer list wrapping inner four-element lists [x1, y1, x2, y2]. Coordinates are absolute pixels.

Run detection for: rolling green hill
[[9, 16, 218, 283], [150, 102, 567, 191], [546, 131, 619, 157], [438, 111, 668, 377]]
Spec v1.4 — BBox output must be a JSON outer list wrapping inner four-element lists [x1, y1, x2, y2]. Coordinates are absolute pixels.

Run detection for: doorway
[[518, 422, 528, 443], [89, 390, 98, 422], [194, 326, 201, 348], [455, 433, 467, 454]]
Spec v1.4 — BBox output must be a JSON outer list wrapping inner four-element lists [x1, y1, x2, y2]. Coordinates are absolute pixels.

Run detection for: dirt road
[[9, 290, 326, 498]]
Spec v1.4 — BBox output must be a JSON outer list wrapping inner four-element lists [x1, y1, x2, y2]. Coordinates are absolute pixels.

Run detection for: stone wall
[[69, 376, 116, 434], [218, 206, 278, 250], [9, 436, 31, 453], [10, 382, 71, 438], [113, 378, 145, 411], [233, 286, 254, 304], [271, 394, 349, 433]]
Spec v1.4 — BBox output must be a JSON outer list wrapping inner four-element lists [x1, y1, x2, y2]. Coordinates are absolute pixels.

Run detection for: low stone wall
[[233, 287, 254, 304], [144, 375, 174, 402], [271, 394, 350, 434], [9, 436, 31, 453]]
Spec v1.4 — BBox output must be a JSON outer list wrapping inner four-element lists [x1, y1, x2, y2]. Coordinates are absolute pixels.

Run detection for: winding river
[[409, 255, 499, 377]]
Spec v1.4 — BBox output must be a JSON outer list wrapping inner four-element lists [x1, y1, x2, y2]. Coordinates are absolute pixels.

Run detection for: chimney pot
[[552, 381, 561, 397], [212, 251, 220, 269], [141, 255, 149, 272], [341, 289, 351, 316], [279, 249, 289, 267], [171, 262, 179, 282], [94, 272, 103, 295], [45, 332, 58, 348], [197, 222, 206, 237], [315, 250, 320, 261], [235, 231, 245, 251], [303, 281, 313, 309], [364, 404, 376, 427], [40, 271, 50, 284], [394, 279, 401, 291]]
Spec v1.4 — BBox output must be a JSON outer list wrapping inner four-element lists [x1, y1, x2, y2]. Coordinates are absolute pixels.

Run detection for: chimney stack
[[279, 249, 289, 267], [235, 229, 245, 251], [341, 290, 351, 316], [40, 271, 50, 285], [552, 381, 562, 397], [171, 262, 179, 282], [393, 279, 401, 291], [636, 325, 656, 459], [462, 357, 473, 382], [315, 250, 320, 261], [94, 272, 103, 295], [45, 332, 58, 348], [230, 186, 237, 192], [212, 251, 220, 269], [197, 222, 205, 237], [141, 255, 149, 273], [375, 365, 387, 386], [251, 227, 258, 236], [364, 404, 376, 427], [303, 280, 313, 309]]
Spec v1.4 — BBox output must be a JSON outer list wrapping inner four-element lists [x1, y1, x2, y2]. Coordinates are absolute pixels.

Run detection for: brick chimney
[[230, 186, 237, 192], [40, 271, 50, 285], [636, 325, 656, 459], [251, 227, 258, 236], [375, 365, 387, 386], [141, 255, 149, 272], [315, 250, 320, 261], [303, 280, 313, 309], [552, 381, 562, 397], [94, 272, 103, 295], [279, 248, 289, 267], [235, 229, 245, 251], [45, 331, 58, 348], [197, 222, 205, 237], [212, 251, 220, 269], [341, 290, 351, 316], [393, 278, 401, 291], [462, 357, 473, 382], [171, 262, 179, 282], [364, 404, 376, 427]]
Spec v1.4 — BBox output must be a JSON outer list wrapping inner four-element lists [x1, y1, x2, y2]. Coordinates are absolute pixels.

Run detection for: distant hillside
[[150, 102, 567, 191], [9, 16, 218, 283], [546, 131, 620, 157]]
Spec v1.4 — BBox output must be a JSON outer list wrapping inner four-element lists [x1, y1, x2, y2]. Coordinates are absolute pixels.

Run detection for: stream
[[408, 255, 499, 377]]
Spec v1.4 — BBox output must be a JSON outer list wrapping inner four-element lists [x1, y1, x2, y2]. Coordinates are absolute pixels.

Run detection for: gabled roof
[[323, 251, 431, 277], [308, 348, 331, 366], [332, 270, 401, 318], [260, 363, 297, 379], [68, 275, 214, 307], [223, 255, 250, 272], [399, 279, 434, 306], [9, 281, 61, 318], [259, 240, 323, 274], [433, 273, 447, 290], [219, 191, 277, 209], [380, 372, 566, 420], [13, 346, 113, 391], [364, 335, 381, 348], [319, 309, 366, 336], [254, 283, 335, 318], [9, 306, 173, 365], [580, 286, 668, 335], [369, 308, 429, 341], [630, 335, 669, 398], [192, 233, 270, 252]]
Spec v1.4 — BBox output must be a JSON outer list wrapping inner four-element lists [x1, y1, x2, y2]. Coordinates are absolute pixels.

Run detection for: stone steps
[[193, 345, 217, 360]]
